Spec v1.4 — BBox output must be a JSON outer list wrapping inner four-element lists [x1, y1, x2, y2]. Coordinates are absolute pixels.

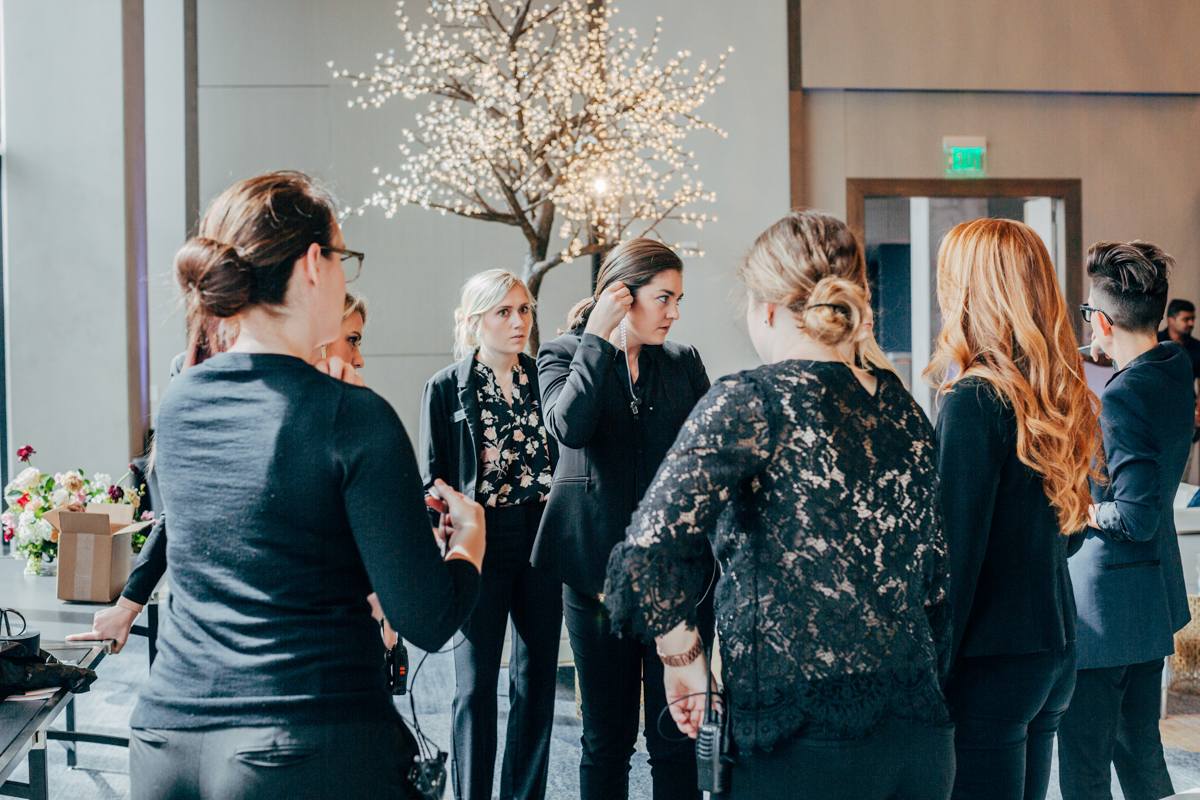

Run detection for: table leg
[[0, 730, 49, 800], [64, 697, 76, 768]]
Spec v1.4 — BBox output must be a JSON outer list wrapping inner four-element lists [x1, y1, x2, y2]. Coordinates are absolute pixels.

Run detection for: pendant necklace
[[620, 320, 642, 418]]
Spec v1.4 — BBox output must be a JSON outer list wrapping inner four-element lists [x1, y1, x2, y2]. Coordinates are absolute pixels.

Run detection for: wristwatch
[[657, 636, 703, 667]]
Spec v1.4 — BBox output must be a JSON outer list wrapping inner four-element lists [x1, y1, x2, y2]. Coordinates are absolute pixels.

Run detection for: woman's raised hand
[[434, 478, 486, 572], [315, 355, 365, 387], [584, 281, 633, 340]]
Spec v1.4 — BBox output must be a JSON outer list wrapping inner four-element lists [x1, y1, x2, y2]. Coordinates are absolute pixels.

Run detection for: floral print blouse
[[604, 360, 952, 750], [474, 359, 553, 507]]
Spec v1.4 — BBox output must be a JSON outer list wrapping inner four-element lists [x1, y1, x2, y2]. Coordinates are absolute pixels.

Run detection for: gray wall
[[3, 2, 130, 478], [190, 0, 787, 436]]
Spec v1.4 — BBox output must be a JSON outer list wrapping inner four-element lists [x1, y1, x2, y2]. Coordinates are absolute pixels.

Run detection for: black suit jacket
[[533, 331, 710, 596], [418, 352, 556, 525]]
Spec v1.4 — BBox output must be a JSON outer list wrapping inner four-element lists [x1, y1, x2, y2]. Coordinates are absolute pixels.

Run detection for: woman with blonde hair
[[419, 269, 561, 800], [928, 218, 1103, 800], [605, 212, 953, 800]]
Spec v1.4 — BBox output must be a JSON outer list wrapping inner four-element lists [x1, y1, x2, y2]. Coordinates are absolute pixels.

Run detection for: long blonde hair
[[925, 218, 1103, 533], [453, 270, 533, 360], [737, 211, 897, 375]]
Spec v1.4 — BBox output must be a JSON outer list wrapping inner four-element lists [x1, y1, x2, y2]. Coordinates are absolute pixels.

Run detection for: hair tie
[[808, 303, 848, 314]]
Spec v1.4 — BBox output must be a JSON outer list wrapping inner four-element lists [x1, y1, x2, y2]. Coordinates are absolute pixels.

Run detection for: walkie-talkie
[[696, 678, 731, 795], [385, 637, 408, 695]]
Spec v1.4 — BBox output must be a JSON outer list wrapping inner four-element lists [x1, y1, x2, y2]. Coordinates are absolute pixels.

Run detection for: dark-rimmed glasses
[[323, 246, 365, 283], [1079, 304, 1113, 326]]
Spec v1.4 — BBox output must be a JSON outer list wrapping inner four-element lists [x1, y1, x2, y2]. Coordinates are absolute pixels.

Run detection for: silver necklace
[[620, 320, 641, 418]]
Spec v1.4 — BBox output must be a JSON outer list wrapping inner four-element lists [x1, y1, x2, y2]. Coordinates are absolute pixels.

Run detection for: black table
[[0, 642, 106, 800]]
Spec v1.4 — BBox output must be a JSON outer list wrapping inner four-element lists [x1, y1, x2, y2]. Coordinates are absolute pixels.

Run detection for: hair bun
[[800, 275, 869, 347], [174, 237, 255, 318]]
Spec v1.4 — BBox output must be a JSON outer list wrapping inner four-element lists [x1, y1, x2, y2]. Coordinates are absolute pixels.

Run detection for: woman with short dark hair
[[129, 171, 485, 800]]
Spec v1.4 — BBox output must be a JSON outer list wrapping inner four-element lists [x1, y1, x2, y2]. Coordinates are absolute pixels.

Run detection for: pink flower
[[512, 429, 526, 442], [483, 447, 501, 463], [141, 510, 155, 521]]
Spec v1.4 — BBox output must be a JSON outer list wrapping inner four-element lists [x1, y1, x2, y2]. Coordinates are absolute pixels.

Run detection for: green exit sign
[[943, 136, 987, 178]]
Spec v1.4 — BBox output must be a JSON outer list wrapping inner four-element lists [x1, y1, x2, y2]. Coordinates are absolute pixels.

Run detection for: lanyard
[[620, 320, 642, 418]]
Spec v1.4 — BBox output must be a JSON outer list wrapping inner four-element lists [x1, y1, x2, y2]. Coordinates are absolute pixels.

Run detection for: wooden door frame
[[846, 178, 1084, 339]]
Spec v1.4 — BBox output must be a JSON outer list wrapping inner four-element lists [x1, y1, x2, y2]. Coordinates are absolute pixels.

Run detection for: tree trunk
[[523, 250, 560, 355]]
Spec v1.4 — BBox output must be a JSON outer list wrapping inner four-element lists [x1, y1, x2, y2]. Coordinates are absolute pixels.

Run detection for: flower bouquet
[[2, 446, 150, 575]]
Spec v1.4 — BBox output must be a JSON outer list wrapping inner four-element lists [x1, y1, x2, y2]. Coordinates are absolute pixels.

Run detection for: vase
[[23, 553, 56, 576]]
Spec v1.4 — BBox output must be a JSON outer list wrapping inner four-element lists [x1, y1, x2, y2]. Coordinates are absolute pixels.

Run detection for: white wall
[[3, 1, 130, 478], [192, 0, 787, 436]]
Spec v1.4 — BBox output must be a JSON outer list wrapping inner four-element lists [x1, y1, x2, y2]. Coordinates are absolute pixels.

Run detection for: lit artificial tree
[[332, 0, 731, 350]]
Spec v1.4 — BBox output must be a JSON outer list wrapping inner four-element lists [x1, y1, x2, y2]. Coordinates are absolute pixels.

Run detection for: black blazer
[[936, 377, 1078, 663], [533, 331, 710, 596], [1070, 343, 1193, 669], [418, 352, 557, 525]]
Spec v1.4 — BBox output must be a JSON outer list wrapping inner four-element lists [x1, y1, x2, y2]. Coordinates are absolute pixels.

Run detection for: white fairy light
[[332, 0, 731, 348]]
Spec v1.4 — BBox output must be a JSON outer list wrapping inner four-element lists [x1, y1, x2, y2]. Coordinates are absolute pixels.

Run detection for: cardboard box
[[86, 502, 135, 534], [55, 512, 135, 602]]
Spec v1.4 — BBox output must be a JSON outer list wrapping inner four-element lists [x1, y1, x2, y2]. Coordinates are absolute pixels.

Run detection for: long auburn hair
[[925, 218, 1103, 533]]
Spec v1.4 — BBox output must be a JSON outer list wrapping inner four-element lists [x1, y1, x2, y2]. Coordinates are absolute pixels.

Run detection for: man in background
[[1159, 298, 1200, 381]]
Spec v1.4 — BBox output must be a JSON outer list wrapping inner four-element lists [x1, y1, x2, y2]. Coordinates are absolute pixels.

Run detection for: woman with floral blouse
[[419, 270, 560, 800], [605, 212, 954, 800]]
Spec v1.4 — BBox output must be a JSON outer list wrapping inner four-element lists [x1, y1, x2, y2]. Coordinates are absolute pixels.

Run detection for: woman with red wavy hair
[[927, 218, 1103, 800]]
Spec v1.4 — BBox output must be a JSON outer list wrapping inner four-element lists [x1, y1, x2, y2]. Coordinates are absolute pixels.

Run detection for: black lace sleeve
[[604, 375, 771, 639], [924, 509, 953, 683]]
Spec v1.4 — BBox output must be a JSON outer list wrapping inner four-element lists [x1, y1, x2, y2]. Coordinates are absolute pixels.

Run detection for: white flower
[[24, 495, 44, 513], [31, 518, 52, 542], [12, 467, 40, 492], [51, 488, 69, 506], [91, 473, 112, 489], [18, 510, 36, 529]]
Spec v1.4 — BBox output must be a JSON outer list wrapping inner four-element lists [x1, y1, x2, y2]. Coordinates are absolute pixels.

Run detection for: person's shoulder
[[539, 330, 583, 358], [426, 357, 471, 393], [939, 375, 1010, 423]]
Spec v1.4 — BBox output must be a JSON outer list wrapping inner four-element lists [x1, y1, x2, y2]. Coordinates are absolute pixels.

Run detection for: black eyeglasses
[[1079, 304, 1113, 326], [322, 246, 365, 283]]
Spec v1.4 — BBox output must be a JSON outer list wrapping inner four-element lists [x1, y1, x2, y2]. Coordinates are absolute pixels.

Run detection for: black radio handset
[[620, 320, 641, 418], [696, 672, 731, 795]]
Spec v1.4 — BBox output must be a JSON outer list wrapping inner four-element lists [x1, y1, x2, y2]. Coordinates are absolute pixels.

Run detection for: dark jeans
[[726, 717, 955, 800], [563, 585, 714, 800], [1057, 658, 1174, 800], [130, 720, 414, 800], [944, 644, 1077, 800], [452, 502, 562, 800]]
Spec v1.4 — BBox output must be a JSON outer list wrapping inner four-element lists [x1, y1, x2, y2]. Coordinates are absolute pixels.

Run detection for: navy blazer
[[533, 331, 710, 596], [1070, 343, 1194, 670], [418, 352, 557, 525]]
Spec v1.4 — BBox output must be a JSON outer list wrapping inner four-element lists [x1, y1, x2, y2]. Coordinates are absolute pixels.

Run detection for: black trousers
[[943, 644, 1077, 800], [726, 717, 955, 800], [563, 584, 714, 800], [1057, 658, 1174, 800], [451, 502, 562, 800], [130, 721, 414, 800]]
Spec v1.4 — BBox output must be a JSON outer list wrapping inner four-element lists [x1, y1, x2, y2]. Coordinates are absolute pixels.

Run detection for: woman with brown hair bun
[[127, 171, 485, 800], [605, 210, 954, 800], [928, 218, 1103, 800], [534, 237, 712, 800]]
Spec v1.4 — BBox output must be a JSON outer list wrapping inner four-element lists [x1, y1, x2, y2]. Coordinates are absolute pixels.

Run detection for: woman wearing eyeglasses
[[929, 219, 1103, 800], [125, 171, 485, 800], [69, 291, 373, 655]]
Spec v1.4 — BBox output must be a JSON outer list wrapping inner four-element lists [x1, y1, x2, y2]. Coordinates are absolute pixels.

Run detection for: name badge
[[453, 409, 467, 423]]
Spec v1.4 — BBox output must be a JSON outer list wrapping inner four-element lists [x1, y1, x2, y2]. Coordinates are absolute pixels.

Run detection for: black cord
[[656, 691, 711, 742], [402, 634, 469, 759]]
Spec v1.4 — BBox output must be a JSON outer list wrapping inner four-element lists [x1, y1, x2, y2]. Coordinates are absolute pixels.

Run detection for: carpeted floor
[[9, 636, 1200, 799]]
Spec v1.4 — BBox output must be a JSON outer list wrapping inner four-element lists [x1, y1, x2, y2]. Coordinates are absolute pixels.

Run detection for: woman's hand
[[1087, 503, 1100, 530], [583, 282, 633, 340], [434, 478, 485, 572], [65, 597, 143, 654], [315, 355, 365, 387], [663, 652, 713, 739], [366, 593, 399, 649]]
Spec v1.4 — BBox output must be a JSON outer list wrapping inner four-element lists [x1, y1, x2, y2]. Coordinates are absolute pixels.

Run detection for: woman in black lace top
[[605, 212, 954, 800]]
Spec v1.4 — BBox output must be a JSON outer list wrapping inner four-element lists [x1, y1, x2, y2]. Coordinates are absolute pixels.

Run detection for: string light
[[331, 0, 731, 344]]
